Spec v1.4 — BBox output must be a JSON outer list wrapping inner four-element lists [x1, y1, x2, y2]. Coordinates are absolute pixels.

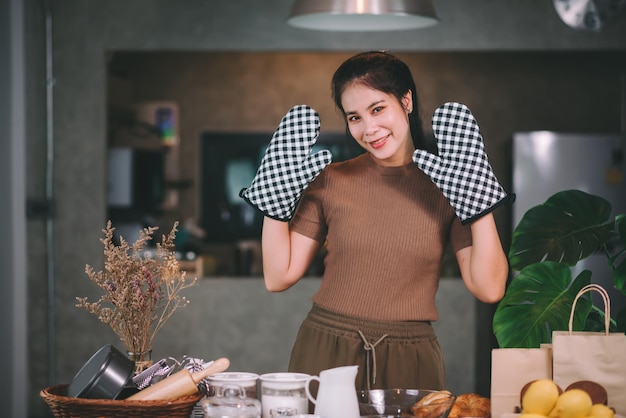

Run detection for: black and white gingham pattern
[[413, 102, 512, 224], [240, 105, 332, 221]]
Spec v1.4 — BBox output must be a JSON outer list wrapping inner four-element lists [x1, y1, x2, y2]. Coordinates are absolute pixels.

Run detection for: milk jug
[[305, 365, 360, 418]]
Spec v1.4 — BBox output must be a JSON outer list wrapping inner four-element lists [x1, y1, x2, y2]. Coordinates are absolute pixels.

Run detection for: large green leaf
[[616, 306, 626, 333], [585, 305, 617, 332], [493, 262, 592, 348], [612, 214, 626, 295], [509, 190, 615, 271]]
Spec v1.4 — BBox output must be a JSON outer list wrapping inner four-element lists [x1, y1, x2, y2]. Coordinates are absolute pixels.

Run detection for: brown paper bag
[[490, 346, 552, 417], [552, 284, 626, 416]]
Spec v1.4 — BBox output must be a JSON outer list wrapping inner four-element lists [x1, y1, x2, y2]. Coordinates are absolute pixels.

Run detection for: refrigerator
[[512, 131, 626, 311]]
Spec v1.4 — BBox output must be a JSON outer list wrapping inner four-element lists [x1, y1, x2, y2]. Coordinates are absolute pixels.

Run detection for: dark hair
[[331, 51, 427, 149]]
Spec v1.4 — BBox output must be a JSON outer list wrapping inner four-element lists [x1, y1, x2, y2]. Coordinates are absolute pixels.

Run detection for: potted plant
[[76, 221, 198, 372], [493, 189, 626, 348]]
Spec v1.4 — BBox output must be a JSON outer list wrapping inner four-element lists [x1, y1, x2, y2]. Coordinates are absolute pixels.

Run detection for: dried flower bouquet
[[76, 221, 197, 358]]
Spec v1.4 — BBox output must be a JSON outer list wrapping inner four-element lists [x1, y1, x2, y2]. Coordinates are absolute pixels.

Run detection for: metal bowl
[[67, 344, 135, 399], [358, 389, 456, 418]]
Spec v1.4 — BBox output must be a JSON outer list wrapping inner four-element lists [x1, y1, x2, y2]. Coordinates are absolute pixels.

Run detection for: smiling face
[[341, 82, 415, 167]]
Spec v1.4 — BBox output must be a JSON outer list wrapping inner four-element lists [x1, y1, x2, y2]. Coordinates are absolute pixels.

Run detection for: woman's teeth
[[371, 135, 388, 149]]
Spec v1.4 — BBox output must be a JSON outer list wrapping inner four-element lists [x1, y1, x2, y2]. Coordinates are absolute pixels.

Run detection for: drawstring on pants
[[358, 330, 388, 390], [296, 304, 438, 390]]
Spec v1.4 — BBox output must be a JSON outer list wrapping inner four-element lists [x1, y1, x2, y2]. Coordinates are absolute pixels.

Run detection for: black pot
[[67, 344, 135, 399]]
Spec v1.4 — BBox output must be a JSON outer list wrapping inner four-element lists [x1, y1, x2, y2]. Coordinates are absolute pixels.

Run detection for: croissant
[[411, 390, 455, 418], [448, 393, 490, 418]]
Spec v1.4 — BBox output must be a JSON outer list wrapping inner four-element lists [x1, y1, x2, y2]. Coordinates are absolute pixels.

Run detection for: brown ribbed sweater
[[290, 153, 472, 321]]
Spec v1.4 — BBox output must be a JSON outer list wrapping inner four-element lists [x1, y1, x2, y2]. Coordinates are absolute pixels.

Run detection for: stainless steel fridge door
[[512, 131, 626, 310]]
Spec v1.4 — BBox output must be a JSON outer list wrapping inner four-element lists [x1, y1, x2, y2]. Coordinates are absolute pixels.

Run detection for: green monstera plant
[[493, 189, 626, 348]]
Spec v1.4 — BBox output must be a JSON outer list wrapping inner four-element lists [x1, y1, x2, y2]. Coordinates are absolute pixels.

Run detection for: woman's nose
[[363, 117, 379, 136]]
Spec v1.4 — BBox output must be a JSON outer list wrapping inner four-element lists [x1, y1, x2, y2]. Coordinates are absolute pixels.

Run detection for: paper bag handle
[[568, 284, 610, 335]]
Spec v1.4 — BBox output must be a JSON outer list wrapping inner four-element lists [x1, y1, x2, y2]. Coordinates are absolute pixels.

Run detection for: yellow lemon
[[519, 412, 548, 418], [550, 389, 593, 418], [521, 414, 551, 418], [522, 379, 561, 415], [589, 404, 614, 418]]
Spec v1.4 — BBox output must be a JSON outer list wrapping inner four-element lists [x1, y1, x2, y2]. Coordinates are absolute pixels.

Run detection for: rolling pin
[[127, 357, 230, 401]]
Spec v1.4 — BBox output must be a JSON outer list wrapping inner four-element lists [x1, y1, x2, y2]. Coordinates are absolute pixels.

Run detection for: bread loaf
[[448, 393, 490, 418]]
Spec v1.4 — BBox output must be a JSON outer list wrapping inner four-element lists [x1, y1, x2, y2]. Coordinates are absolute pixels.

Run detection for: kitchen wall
[[109, 50, 624, 237], [10, 0, 626, 416]]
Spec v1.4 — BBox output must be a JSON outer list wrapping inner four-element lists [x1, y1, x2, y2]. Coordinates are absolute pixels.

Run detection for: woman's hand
[[413, 102, 514, 224], [240, 105, 332, 221]]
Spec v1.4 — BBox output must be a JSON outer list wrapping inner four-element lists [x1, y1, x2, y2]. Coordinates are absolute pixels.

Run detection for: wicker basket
[[40, 384, 204, 418]]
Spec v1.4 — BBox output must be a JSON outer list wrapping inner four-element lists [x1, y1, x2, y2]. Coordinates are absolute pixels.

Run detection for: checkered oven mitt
[[239, 105, 332, 221], [413, 102, 514, 224]]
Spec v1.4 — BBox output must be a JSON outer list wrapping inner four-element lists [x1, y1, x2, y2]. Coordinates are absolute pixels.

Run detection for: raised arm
[[456, 213, 508, 303], [261, 217, 321, 292], [239, 105, 331, 291], [413, 102, 513, 303]]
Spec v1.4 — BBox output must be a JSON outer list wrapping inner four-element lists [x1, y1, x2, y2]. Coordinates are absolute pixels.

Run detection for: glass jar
[[126, 349, 153, 374], [207, 371, 259, 399], [259, 373, 310, 418], [201, 384, 262, 418]]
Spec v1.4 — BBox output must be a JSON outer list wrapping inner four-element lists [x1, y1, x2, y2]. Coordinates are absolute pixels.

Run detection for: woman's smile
[[369, 134, 390, 150]]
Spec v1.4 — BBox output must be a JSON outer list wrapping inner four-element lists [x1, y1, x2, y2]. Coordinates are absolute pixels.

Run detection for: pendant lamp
[[287, 0, 439, 31]]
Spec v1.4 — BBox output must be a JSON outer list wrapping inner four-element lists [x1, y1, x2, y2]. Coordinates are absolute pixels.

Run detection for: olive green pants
[[288, 304, 445, 392]]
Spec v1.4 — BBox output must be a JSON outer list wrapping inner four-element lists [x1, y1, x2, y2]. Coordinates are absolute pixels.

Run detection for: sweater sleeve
[[449, 216, 472, 253], [289, 170, 328, 243]]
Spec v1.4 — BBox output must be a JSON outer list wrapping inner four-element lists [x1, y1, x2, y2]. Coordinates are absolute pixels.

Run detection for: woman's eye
[[372, 106, 384, 114], [347, 115, 360, 122]]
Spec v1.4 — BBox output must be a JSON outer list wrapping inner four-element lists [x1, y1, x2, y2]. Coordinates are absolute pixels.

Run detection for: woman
[[240, 51, 511, 391]]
